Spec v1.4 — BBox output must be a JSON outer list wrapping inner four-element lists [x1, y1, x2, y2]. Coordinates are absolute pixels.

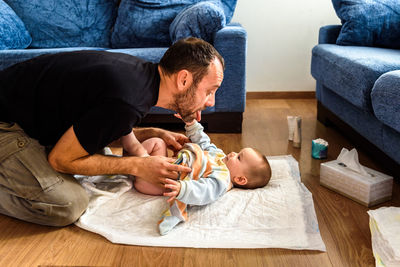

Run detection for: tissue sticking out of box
[[312, 138, 328, 159], [337, 148, 370, 176]]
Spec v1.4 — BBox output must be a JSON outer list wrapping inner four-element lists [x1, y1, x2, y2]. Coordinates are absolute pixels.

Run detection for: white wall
[[231, 0, 340, 92]]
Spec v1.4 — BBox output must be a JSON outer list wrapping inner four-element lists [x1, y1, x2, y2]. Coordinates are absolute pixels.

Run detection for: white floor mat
[[75, 155, 326, 251]]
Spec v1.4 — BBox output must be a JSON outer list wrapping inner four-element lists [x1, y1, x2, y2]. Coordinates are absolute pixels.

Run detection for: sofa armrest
[[371, 70, 400, 133], [213, 24, 247, 112], [318, 25, 341, 44]]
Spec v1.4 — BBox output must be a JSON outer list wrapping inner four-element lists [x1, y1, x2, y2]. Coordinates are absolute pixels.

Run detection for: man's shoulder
[[65, 51, 157, 84], [90, 50, 146, 63], [46, 50, 148, 67]]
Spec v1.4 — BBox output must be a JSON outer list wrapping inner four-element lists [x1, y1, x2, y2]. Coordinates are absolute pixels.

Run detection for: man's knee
[[42, 177, 89, 226], [0, 178, 89, 227]]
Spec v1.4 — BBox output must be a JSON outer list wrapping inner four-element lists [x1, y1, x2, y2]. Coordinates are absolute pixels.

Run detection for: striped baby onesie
[[158, 121, 230, 235]]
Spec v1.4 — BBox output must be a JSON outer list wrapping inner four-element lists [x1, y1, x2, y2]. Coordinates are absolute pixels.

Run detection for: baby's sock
[[159, 215, 182, 235]]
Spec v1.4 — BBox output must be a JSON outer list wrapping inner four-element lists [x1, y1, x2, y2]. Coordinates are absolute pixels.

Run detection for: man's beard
[[171, 83, 199, 123]]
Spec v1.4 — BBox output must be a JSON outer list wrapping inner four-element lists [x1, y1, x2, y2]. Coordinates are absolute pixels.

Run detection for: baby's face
[[223, 148, 261, 180]]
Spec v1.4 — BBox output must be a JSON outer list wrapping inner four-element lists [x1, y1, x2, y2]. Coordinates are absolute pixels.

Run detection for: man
[[0, 37, 225, 226]]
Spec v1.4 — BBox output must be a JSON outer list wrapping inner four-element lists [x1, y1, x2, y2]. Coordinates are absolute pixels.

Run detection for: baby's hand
[[163, 178, 181, 203], [174, 113, 196, 126]]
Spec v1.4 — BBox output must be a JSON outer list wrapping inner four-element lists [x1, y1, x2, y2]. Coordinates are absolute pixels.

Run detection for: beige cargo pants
[[0, 122, 88, 226]]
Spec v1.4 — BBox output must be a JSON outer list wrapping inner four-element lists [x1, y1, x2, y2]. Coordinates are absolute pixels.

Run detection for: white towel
[[75, 155, 326, 251]]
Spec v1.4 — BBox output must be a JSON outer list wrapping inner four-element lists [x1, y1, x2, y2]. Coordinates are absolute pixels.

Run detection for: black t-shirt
[[0, 50, 160, 154]]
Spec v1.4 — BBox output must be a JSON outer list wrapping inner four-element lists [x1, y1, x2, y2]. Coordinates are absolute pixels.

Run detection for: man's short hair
[[159, 37, 224, 86]]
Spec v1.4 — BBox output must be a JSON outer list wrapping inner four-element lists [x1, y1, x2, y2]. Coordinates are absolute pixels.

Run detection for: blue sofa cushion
[[311, 44, 400, 112], [111, 0, 236, 48], [332, 0, 400, 49], [169, 1, 226, 44], [4, 0, 118, 48], [219, 0, 236, 24], [371, 70, 400, 132], [213, 24, 246, 112], [0, 0, 31, 50]]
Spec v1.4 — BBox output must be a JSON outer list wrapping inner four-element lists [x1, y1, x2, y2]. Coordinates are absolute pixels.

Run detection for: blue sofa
[[0, 0, 246, 132], [311, 25, 400, 177]]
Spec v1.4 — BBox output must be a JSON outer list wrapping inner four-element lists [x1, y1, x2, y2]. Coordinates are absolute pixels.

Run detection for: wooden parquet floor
[[0, 99, 398, 267]]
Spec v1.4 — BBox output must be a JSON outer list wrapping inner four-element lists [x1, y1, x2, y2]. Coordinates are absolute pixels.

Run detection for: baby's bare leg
[[142, 137, 168, 156], [134, 137, 167, 195]]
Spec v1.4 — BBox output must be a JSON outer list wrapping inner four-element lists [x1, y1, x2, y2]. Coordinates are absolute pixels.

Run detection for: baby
[[134, 120, 272, 235]]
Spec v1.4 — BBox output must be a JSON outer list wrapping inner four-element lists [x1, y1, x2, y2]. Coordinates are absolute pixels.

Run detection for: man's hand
[[131, 127, 189, 153], [158, 129, 189, 152], [135, 156, 191, 188], [163, 178, 182, 203]]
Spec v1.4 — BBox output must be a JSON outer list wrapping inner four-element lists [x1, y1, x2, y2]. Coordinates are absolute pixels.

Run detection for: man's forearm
[[51, 153, 143, 176], [49, 126, 142, 176], [48, 126, 191, 185]]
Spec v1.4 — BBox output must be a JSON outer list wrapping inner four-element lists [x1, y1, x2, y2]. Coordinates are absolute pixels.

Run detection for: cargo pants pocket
[[0, 122, 62, 200]]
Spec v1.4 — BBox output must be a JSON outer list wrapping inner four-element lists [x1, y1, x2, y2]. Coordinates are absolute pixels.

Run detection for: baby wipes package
[[368, 207, 400, 267]]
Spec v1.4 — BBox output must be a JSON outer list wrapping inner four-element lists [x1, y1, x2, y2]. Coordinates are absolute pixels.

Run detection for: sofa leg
[[139, 112, 243, 133], [317, 101, 332, 126]]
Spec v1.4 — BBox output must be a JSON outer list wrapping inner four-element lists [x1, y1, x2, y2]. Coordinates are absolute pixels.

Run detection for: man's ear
[[176, 70, 193, 91], [233, 176, 248, 186]]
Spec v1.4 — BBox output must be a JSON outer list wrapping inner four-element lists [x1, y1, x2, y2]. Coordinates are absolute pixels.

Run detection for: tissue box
[[320, 160, 393, 207]]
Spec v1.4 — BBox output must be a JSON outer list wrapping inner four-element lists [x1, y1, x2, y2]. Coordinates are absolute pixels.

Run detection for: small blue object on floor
[[312, 138, 328, 159]]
